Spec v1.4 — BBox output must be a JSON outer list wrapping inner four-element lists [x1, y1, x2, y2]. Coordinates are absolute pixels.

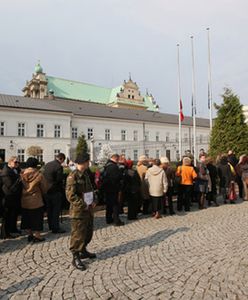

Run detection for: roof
[[0, 94, 69, 113], [0, 93, 210, 128], [46, 76, 112, 105], [46, 76, 158, 111]]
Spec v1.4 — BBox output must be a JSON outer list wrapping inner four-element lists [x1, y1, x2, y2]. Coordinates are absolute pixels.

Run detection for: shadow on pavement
[[96, 227, 189, 261], [0, 276, 43, 299]]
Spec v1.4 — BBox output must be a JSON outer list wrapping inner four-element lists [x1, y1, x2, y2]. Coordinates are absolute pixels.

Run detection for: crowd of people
[[1, 149, 248, 270]]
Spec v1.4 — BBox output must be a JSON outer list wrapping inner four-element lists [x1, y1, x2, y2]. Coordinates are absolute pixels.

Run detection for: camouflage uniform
[[66, 169, 94, 254]]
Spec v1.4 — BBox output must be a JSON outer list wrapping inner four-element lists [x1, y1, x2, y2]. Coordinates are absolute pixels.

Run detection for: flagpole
[[191, 36, 197, 165], [207, 28, 213, 130], [177, 44, 182, 160]]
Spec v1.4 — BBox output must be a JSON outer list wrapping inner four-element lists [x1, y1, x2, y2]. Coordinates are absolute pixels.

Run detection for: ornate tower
[[23, 62, 48, 99]]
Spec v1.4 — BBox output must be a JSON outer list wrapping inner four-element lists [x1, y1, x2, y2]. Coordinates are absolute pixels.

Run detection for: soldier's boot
[[80, 247, 96, 259], [72, 253, 86, 270]]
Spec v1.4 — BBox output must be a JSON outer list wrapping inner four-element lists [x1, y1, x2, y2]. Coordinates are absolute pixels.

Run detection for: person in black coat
[[217, 155, 232, 203], [124, 160, 141, 220], [206, 158, 219, 206], [43, 153, 66, 233], [1, 156, 22, 238], [102, 154, 124, 226]]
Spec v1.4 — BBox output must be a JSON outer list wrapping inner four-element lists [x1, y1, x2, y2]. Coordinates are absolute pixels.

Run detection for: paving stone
[[1, 200, 248, 299]]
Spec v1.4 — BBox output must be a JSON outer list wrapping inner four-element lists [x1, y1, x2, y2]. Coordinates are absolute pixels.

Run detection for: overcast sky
[[0, 0, 247, 117]]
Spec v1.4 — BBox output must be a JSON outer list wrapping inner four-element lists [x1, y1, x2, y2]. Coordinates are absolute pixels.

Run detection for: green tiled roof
[[46, 76, 157, 111], [46, 76, 111, 104]]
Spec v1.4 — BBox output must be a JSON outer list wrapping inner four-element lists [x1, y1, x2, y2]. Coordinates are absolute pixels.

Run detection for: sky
[[0, 0, 248, 117]]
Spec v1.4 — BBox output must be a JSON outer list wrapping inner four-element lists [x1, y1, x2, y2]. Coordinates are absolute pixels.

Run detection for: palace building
[[0, 63, 210, 163]]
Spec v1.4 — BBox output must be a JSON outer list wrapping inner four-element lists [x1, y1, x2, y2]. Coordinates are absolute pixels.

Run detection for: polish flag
[[180, 99, 184, 122]]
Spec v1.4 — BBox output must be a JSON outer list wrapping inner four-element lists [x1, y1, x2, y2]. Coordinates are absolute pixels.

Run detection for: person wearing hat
[[102, 153, 124, 226], [66, 153, 97, 271], [21, 157, 48, 242]]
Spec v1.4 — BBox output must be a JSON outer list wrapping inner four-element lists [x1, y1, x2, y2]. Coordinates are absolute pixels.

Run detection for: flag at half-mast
[[180, 98, 184, 121]]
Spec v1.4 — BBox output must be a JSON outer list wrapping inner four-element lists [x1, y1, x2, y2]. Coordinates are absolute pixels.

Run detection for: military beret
[[75, 153, 90, 164]]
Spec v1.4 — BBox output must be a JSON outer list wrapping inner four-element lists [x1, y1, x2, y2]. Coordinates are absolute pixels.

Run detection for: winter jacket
[[43, 159, 64, 193], [164, 166, 175, 187], [1, 165, 22, 208], [207, 163, 218, 194], [66, 169, 94, 219], [21, 168, 48, 209], [217, 158, 232, 188], [145, 165, 168, 197], [176, 165, 197, 186], [136, 163, 150, 199], [102, 160, 122, 194], [125, 169, 141, 195]]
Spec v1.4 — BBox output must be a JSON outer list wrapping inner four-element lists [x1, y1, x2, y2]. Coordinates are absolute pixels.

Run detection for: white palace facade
[[0, 63, 210, 163]]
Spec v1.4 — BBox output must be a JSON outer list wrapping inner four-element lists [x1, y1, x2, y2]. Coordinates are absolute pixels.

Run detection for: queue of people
[[1, 150, 248, 271], [0, 153, 66, 240]]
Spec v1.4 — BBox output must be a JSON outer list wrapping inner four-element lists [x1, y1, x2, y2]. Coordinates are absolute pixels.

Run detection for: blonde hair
[[8, 156, 17, 164], [183, 157, 192, 166]]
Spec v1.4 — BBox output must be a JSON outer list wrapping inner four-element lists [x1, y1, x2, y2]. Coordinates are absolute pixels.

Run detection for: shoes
[[114, 221, 125, 226], [106, 220, 114, 224], [9, 232, 20, 238], [154, 213, 161, 219], [52, 229, 66, 234], [72, 253, 86, 271], [80, 249, 97, 259], [33, 237, 45, 243], [27, 235, 34, 242]]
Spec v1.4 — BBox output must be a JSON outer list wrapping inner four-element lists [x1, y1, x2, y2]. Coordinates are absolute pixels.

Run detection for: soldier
[[66, 153, 96, 271]]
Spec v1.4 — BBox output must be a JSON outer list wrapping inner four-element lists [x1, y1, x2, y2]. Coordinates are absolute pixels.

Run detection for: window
[[121, 130, 126, 141], [184, 133, 188, 143], [166, 132, 170, 142], [166, 150, 171, 161], [199, 134, 203, 143], [133, 149, 138, 161], [128, 95, 131, 99], [87, 128, 94, 140], [132, 95, 134, 99], [71, 127, 78, 139], [54, 149, 60, 158], [175, 133, 179, 142], [37, 124, 44, 137], [121, 149, 126, 155], [105, 129, 111, 141], [156, 150, 160, 159], [144, 131, 149, 141], [145, 149, 149, 158], [18, 123, 25, 137], [0, 122, 4, 136], [17, 149, 25, 162], [54, 125, 61, 138], [133, 130, 138, 141], [156, 132, 160, 142]]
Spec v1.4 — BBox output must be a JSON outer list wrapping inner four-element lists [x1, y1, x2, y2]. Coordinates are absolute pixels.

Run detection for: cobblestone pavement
[[1, 200, 248, 300]]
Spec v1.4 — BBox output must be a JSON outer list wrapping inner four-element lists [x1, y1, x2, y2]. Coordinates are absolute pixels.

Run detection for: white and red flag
[[180, 98, 184, 122]]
